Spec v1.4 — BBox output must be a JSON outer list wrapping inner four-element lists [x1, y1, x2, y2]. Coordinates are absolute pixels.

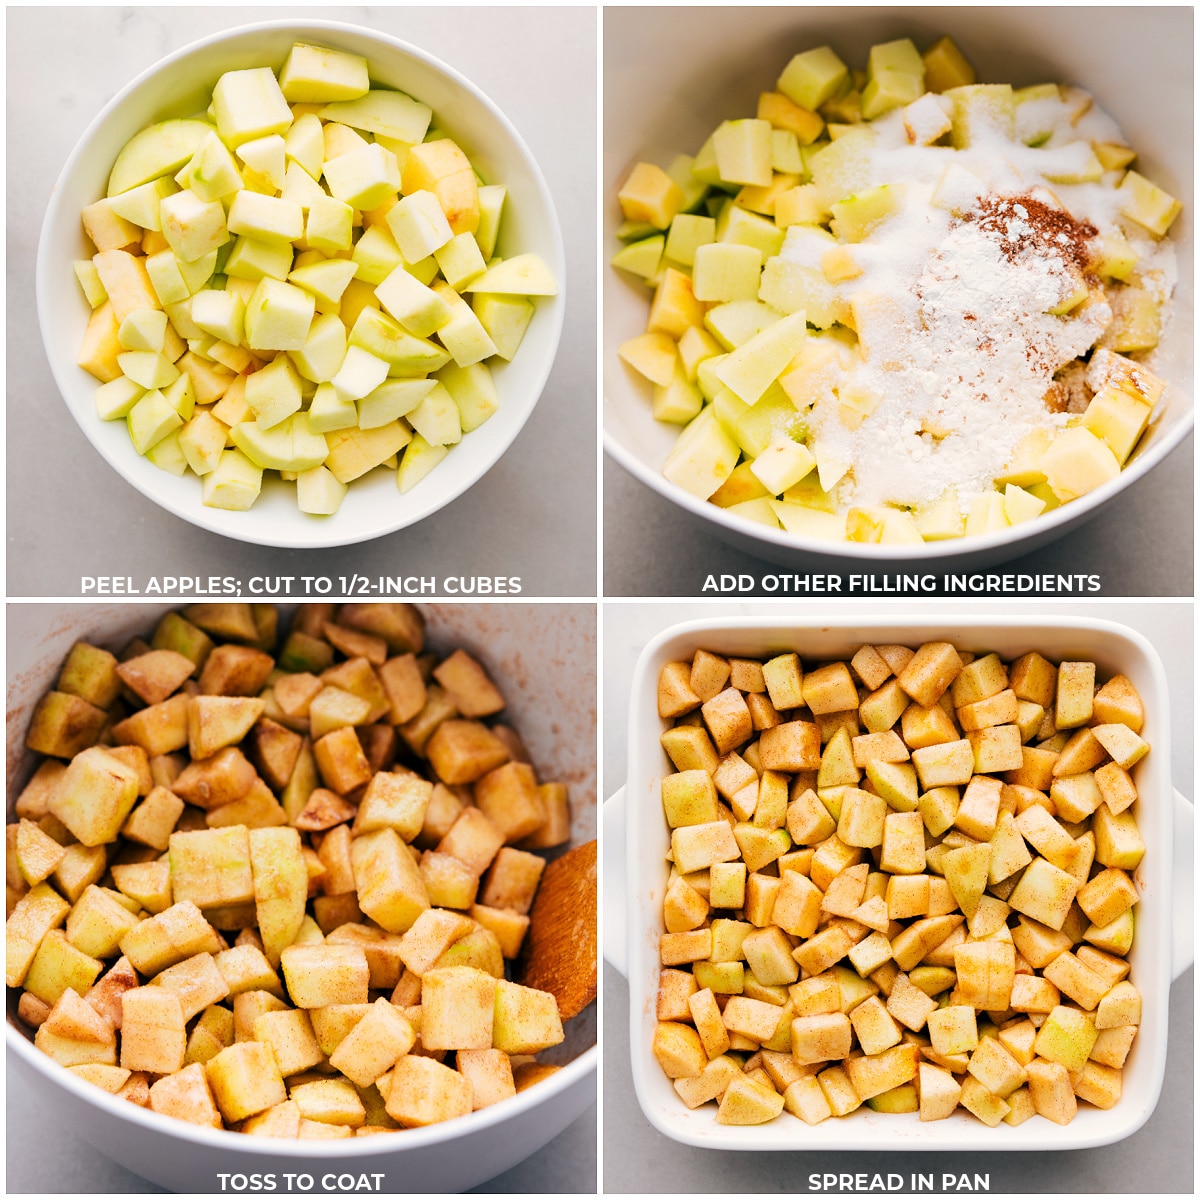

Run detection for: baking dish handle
[[1172, 788, 1194, 981], [602, 786, 628, 978]]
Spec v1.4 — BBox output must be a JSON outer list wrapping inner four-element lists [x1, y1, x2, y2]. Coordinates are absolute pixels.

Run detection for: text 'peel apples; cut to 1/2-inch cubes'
[[652, 638, 1147, 1129], [613, 34, 1180, 548], [9, 602, 593, 1137], [75, 42, 557, 519]]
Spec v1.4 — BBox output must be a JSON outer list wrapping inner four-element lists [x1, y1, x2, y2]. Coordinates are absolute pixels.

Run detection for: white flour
[[782, 102, 1176, 515]]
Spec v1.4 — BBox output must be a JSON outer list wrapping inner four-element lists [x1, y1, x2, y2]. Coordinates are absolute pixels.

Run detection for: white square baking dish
[[612, 614, 1186, 1150]]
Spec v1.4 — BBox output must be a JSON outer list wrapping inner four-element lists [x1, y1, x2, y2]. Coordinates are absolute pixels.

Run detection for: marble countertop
[[6, 6, 597, 598]]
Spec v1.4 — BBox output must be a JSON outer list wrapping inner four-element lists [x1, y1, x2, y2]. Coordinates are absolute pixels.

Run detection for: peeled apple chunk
[[612, 30, 1179, 547], [75, 41, 556, 518]]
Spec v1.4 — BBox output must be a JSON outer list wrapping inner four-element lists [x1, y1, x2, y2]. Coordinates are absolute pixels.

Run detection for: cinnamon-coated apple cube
[[313, 725, 372, 794], [280, 943, 369, 1008], [437, 807, 505, 876], [801, 662, 858, 714], [1094, 980, 1141, 1030], [660, 929, 712, 966], [897, 643, 963, 707], [967, 1036, 1026, 1099], [63, 885, 138, 961], [169, 825, 254, 909], [1002, 652, 1054, 709], [851, 731, 910, 768], [1069, 1059, 1122, 1110], [702, 687, 754, 755], [958, 1075, 1010, 1127], [658, 661, 702, 718], [426, 720, 510, 786], [1077, 868, 1138, 928], [688, 650, 732, 702], [927, 1006, 978, 1056], [461, 905, 524, 961], [661, 770, 719, 828], [878, 811, 925, 876], [1094, 762, 1137, 816], [950, 653, 1008, 707], [420, 966, 497, 1050], [733, 824, 791, 873], [350, 770, 431, 843], [1049, 773, 1102, 822], [384, 1055, 472, 1127], [670, 819, 740, 876], [849, 995, 902, 1055], [859, 679, 910, 734], [113, 694, 191, 756], [46, 980, 117, 1046], [152, 952, 230, 1021], [741, 926, 800, 986], [911, 740, 975, 789], [428, 649, 504, 719], [475, 847, 543, 916], [714, 753, 758, 800], [1042, 951, 1110, 1011], [456, 1048, 516, 1110], [171, 747, 256, 810], [206, 1039, 288, 1123], [187, 695, 266, 761], [761, 653, 804, 710], [917, 1062, 962, 1122], [474, 762, 546, 843], [718, 995, 781, 1044], [786, 788, 837, 845], [120, 900, 220, 975], [1034, 1006, 1097, 1072], [1091, 674, 1144, 731], [1092, 723, 1149, 771], [492, 979, 563, 1054], [1052, 727, 1108, 777], [396, 908, 474, 975], [1091, 804, 1145, 870], [68, 1063, 132, 1094], [252, 1007, 324, 1078], [809, 836, 862, 892], [770, 870, 821, 938], [214, 943, 283, 998], [48, 747, 140, 848], [351, 828, 430, 934], [324, 997, 415, 1087], [900, 703, 959, 750], [884, 972, 937, 1033], [717, 1074, 786, 1124], [146, 1062, 222, 1129], [967, 724, 1023, 773], [420, 852, 479, 910], [122, 786, 185, 851], [792, 925, 853, 976], [760, 720, 821, 771], [308, 687, 372, 740], [661, 726, 720, 776], [120, 986, 187, 1074], [836, 788, 886, 848], [845, 1043, 918, 1102], [658, 970, 699, 1023], [1053, 661, 1095, 729]]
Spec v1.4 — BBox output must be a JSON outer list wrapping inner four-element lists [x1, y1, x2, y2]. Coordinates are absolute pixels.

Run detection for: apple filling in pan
[[613, 36, 1180, 545], [654, 641, 1147, 1126]]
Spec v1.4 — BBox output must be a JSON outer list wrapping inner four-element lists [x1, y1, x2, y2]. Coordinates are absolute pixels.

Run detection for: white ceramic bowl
[[6, 602, 595, 1193], [38, 20, 565, 549], [607, 613, 1191, 1150], [603, 7, 1193, 570]]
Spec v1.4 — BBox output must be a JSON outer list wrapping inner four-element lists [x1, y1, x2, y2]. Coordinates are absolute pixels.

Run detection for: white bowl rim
[[603, 409, 1193, 563], [36, 17, 566, 550], [625, 611, 1173, 1151], [5, 1020, 596, 1157]]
